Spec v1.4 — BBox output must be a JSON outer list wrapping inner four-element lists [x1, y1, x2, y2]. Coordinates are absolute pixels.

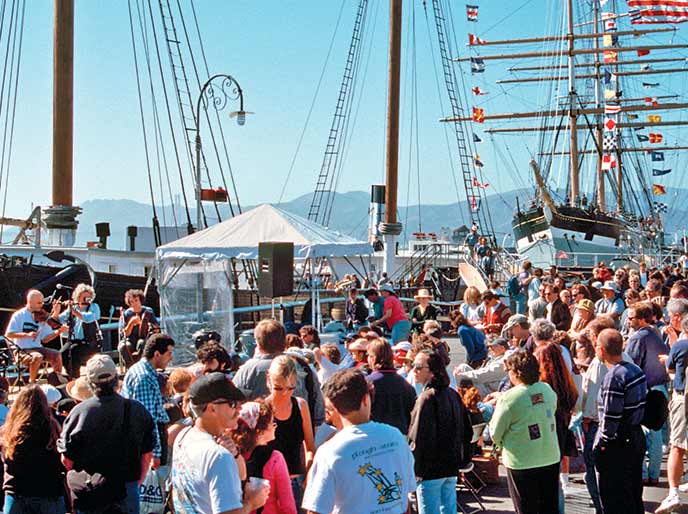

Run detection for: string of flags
[[470, 57, 485, 74], [472, 107, 485, 123], [654, 202, 668, 213], [628, 0, 688, 24], [466, 4, 478, 22], [653, 184, 667, 195], [468, 34, 487, 45], [472, 86, 488, 95]]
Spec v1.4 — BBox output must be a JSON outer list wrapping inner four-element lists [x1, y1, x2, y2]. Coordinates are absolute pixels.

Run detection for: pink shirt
[[251, 449, 296, 514], [384, 295, 408, 329]]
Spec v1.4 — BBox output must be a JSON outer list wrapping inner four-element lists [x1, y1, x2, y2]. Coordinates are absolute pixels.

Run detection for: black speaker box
[[258, 242, 294, 298]]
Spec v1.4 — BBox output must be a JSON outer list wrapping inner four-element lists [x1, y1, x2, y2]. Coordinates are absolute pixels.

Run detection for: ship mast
[[567, 0, 579, 207], [380, 0, 403, 274], [44, 0, 81, 246], [592, 0, 605, 210]]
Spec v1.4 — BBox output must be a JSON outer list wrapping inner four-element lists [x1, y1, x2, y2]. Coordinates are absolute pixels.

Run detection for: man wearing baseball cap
[[453, 337, 511, 396], [172, 372, 269, 514], [59, 354, 155, 514]]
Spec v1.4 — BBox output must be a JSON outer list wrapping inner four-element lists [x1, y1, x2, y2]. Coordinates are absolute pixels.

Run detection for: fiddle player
[[58, 283, 102, 378], [4, 289, 65, 383], [118, 289, 158, 367]]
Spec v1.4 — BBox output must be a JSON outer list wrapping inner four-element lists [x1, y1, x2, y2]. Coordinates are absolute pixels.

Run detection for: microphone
[[56, 284, 74, 291]]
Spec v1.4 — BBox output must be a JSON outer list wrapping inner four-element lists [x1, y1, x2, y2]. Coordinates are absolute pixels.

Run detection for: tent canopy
[[156, 203, 371, 261]]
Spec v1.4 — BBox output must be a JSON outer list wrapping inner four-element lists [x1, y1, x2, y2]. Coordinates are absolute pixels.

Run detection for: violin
[[32, 308, 62, 329]]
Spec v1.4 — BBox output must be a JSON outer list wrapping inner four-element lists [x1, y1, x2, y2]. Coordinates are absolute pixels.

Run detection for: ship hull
[[512, 206, 623, 267]]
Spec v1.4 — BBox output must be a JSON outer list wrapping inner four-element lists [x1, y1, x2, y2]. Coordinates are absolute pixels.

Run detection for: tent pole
[[196, 263, 203, 323], [228, 276, 235, 348], [311, 257, 316, 327]]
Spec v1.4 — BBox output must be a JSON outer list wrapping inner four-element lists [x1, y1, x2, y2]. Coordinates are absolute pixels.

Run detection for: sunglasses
[[212, 399, 239, 409], [272, 385, 296, 392]]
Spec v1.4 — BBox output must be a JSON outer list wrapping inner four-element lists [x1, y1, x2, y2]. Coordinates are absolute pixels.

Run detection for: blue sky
[[6, 1, 688, 224]]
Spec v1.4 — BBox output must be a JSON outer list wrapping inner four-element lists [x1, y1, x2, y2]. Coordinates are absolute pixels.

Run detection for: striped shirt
[[596, 361, 647, 444]]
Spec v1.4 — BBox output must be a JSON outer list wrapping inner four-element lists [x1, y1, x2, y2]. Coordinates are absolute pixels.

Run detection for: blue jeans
[[290, 475, 304, 513], [643, 385, 669, 480], [583, 421, 603, 514], [510, 294, 527, 315], [4, 495, 66, 514], [390, 320, 412, 343], [126, 481, 139, 514], [416, 476, 457, 514]]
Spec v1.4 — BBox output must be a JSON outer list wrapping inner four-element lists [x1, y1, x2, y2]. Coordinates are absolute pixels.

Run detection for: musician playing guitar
[[4, 289, 66, 383], [118, 289, 159, 368], [57, 283, 102, 378]]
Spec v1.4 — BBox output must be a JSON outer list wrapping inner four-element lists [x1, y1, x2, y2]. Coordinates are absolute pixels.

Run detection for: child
[[234, 401, 296, 514]]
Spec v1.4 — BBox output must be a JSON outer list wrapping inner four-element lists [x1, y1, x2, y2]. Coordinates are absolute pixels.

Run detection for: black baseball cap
[[188, 372, 245, 405]]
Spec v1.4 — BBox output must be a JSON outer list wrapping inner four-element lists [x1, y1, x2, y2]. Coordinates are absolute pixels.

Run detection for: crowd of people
[[2, 256, 688, 514]]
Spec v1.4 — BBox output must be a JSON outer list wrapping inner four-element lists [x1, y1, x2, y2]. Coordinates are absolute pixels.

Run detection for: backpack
[[642, 389, 668, 431], [506, 275, 522, 297]]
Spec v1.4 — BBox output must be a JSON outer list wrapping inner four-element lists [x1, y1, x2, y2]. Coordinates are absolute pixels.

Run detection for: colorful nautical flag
[[603, 50, 618, 63], [603, 133, 618, 150], [604, 18, 617, 31], [472, 107, 485, 123], [648, 114, 662, 123], [469, 34, 487, 45], [472, 86, 488, 95], [470, 196, 481, 212], [603, 69, 617, 84], [604, 104, 621, 115], [654, 202, 668, 213], [637, 49, 651, 56], [652, 168, 671, 176], [473, 133, 483, 143], [604, 89, 616, 100], [603, 34, 618, 47], [637, 133, 650, 142], [653, 184, 667, 195], [628, 114, 640, 120], [645, 97, 658, 106], [466, 4, 479, 22], [602, 154, 617, 170], [652, 151, 665, 161], [643, 82, 660, 88], [470, 57, 485, 73], [604, 117, 617, 131], [473, 154, 484, 167], [627, 0, 688, 24], [473, 176, 489, 188], [640, 63, 651, 71], [649, 133, 663, 143]]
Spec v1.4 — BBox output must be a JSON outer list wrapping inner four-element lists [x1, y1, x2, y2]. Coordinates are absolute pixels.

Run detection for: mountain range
[[71, 188, 688, 250]]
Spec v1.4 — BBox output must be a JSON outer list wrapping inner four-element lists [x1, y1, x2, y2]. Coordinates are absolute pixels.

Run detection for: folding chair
[[4, 339, 52, 389], [457, 422, 487, 514]]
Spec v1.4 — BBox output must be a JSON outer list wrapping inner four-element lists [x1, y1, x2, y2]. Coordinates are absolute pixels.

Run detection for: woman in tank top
[[266, 355, 315, 512]]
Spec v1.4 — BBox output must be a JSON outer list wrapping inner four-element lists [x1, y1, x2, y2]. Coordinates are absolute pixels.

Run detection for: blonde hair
[[463, 286, 481, 306], [72, 283, 96, 303], [268, 355, 297, 379]]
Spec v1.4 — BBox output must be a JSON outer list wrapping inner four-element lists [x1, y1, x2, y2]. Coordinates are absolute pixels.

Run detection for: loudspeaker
[[258, 242, 294, 298]]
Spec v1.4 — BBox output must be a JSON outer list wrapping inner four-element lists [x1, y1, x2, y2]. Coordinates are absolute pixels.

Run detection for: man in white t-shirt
[[172, 372, 269, 514], [5, 289, 65, 382], [303, 368, 415, 514]]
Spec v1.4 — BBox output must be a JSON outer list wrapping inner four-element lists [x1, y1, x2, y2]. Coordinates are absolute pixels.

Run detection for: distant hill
[[72, 189, 688, 250]]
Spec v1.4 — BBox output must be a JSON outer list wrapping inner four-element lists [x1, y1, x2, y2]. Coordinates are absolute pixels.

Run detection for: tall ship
[[445, 0, 688, 267]]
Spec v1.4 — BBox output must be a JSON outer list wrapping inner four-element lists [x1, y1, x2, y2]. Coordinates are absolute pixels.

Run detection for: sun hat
[[575, 299, 595, 314], [66, 376, 93, 402], [600, 281, 620, 294], [414, 288, 433, 299], [188, 372, 245, 406], [487, 337, 510, 348], [348, 338, 369, 351], [392, 341, 412, 352], [502, 314, 528, 332], [239, 401, 261, 430]]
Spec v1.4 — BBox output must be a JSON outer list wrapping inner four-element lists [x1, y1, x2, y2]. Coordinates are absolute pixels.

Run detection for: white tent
[[156, 203, 371, 261], [155, 204, 371, 359]]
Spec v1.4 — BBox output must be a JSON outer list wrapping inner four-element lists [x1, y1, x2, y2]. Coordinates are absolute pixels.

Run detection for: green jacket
[[489, 381, 560, 470]]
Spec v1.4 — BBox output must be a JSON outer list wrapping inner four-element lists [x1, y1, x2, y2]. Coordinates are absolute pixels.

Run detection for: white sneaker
[[655, 493, 681, 514]]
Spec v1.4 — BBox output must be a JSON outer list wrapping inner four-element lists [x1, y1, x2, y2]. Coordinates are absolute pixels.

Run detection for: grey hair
[[682, 314, 688, 336], [667, 298, 688, 317], [530, 319, 556, 342], [72, 283, 96, 303]]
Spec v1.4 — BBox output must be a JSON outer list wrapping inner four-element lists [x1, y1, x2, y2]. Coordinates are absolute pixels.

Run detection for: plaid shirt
[[122, 358, 169, 457]]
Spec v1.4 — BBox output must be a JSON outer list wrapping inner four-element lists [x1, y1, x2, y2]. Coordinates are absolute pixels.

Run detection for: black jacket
[[369, 370, 417, 434], [407, 385, 472, 480], [547, 298, 572, 331]]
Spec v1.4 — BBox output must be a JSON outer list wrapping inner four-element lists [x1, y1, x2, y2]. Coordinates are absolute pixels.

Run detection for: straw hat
[[66, 376, 93, 402], [575, 299, 595, 314], [414, 288, 433, 300]]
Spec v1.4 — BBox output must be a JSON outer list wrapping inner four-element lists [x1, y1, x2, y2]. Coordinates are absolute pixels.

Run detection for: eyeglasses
[[272, 385, 296, 392], [212, 399, 239, 409], [412, 363, 429, 371]]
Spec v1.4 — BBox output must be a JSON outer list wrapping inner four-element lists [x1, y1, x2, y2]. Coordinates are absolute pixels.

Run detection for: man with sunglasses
[[172, 372, 269, 514]]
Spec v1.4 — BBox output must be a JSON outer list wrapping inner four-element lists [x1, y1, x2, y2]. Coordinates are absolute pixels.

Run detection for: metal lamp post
[[193, 74, 247, 329], [194, 73, 247, 233]]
